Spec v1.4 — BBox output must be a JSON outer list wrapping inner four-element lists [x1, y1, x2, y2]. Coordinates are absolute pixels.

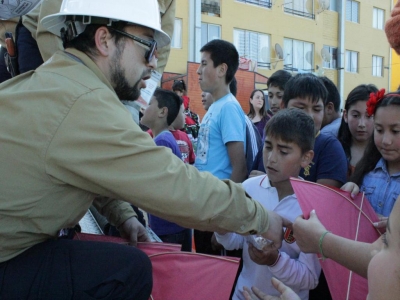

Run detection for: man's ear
[[300, 150, 314, 168], [94, 26, 113, 57]]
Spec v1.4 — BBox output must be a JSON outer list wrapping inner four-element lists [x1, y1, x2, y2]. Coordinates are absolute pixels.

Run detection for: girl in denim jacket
[[351, 90, 400, 217]]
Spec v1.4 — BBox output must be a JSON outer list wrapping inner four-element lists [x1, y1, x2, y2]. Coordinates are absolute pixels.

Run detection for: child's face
[[374, 105, 400, 168], [367, 198, 400, 300], [286, 97, 324, 133], [263, 135, 312, 185], [140, 96, 159, 128], [344, 100, 374, 143], [197, 51, 219, 94], [250, 91, 265, 111], [268, 85, 284, 115]]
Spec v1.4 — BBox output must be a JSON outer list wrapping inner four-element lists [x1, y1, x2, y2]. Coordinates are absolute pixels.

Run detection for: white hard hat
[[41, 0, 170, 47]]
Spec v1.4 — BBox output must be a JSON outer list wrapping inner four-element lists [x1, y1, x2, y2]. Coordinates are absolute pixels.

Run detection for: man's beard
[[110, 46, 141, 101], [112, 70, 141, 101]]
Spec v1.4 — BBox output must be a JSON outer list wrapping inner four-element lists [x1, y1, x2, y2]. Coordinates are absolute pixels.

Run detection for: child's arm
[[214, 232, 245, 250], [248, 244, 320, 290], [267, 251, 320, 291]]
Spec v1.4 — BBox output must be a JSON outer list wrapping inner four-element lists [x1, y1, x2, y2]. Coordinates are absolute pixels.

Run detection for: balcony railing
[[237, 0, 272, 8], [201, 1, 220, 16], [284, 7, 315, 19]]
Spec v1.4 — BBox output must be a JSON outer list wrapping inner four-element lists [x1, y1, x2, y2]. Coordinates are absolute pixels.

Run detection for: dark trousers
[[0, 239, 152, 300], [16, 24, 43, 73], [159, 228, 192, 252], [0, 47, 11, 83]]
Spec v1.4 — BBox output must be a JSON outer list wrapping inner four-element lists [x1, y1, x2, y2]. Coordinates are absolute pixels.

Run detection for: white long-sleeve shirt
[[216, 175, 321, 300]]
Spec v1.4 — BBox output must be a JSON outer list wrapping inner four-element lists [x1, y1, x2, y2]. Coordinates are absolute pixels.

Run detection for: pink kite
[[290, 178, 382, 300]]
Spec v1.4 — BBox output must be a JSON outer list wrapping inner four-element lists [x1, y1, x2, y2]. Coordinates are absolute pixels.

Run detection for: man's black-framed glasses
[[109, 28, 157, 63]]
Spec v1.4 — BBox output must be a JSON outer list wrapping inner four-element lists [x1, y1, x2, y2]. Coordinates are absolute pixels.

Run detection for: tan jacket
[[22, 0, 175, 73], [0, 49, 269, 263]]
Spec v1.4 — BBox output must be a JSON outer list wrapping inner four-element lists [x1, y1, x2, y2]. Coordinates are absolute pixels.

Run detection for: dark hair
[[247, 89, 268, 119], [172, 79, 187, 93], [265, 108, 315, 154], [229, 77, 237, 97], [267, 70, 292, 91], [319, 76, 341, 111], [282, 74, 328, 108], [338, 84, 378, 162], [200, 39, 239, 84], [153, 88, 183, 126], [65, 22, 128, 59], [350, 90, 400, 185]]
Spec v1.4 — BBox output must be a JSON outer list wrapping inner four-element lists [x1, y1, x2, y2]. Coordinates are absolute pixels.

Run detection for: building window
[[283, 38, 314, 72], [233, 29, 270, 68], [171, 18, 182, 48], [201, 23, 221, 47], [372, 55, 383, 77], [284, 0, 315, 19], [201, 0, 221, 16], [346, 0, 359, 23], [373, 7, 384, 30], [236, 0, 272, 8], [328, 0, 337, 12], [322, 46, 338, 69], [345, 50, 358, 73]]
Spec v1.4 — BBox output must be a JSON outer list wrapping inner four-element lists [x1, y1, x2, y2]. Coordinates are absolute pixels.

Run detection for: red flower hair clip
[[366, 88, 386, 116]]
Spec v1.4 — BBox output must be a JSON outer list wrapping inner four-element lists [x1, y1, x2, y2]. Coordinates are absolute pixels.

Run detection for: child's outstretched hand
[[242, 278, 300, 300], [247, 243, 279, 266], [340, 182, 359, 199]]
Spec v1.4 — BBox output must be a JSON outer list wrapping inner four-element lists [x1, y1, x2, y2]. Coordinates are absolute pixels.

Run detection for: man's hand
[[260, 210, 292, 250], [118, 217, 150, 246], [248, 243, 279, 265]]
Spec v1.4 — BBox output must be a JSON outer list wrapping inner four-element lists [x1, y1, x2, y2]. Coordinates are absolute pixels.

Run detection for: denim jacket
[[360, 158, 400, 217]]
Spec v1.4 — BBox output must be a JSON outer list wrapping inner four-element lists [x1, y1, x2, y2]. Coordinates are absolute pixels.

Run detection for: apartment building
[[164, 0, 393, 108]]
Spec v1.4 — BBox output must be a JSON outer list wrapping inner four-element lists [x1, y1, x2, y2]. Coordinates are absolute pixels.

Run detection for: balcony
[[237, 0, 272, 9], [201, 0, 221, 16]]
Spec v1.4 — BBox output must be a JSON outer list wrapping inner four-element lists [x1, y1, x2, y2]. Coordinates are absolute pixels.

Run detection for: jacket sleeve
[[269, 251, 321, 290], [45, 88, 270, 236], [92, 196, 137, 228]]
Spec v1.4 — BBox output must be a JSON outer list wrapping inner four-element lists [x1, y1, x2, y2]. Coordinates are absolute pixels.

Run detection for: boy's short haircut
[[200, 40, 239, 84], [265, 109, 315, 153], [319, 76, 341, 111], [153, 88, 183, 126], [282, 73, 328, 108], [266, 70, 292, 90]]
